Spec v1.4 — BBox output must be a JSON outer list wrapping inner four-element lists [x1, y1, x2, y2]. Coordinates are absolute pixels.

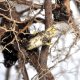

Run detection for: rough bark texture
[[44, 0, 53, 28], [21, 66, 29, 80], [27, 0, 55, 80], [36, 0, 54, 80], [18, 48, 29, 80]]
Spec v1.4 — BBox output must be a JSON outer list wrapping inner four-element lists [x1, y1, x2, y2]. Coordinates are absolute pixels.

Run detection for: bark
[[5, 68, 10, 80], [44, 0, 53, 28], [27, 0, 55, 80], [64, 0, 71, 16], [18, 49, 29, 80], [36, 0, 54, 80], [21, 66, 29, 80]]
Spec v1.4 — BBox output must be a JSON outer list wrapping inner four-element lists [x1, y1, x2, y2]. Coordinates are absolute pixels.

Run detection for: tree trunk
[[36, 0, 55, 80]]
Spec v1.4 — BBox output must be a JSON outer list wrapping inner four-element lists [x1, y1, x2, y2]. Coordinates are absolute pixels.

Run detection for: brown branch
[[21, 65, 29, 80], [44, 0, 53, 28], [7, 0, 56, 10], [5, 68, 10, 80], [68, 16, 80, 37], [18, 49, 29, 80], [0, 27, 6, 38], [0, 0, 5, 2], [64, 0, 71, 16], [20, 8, 43, 32], [35, 0, 54, 80], [0, 13, 22, 23]]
